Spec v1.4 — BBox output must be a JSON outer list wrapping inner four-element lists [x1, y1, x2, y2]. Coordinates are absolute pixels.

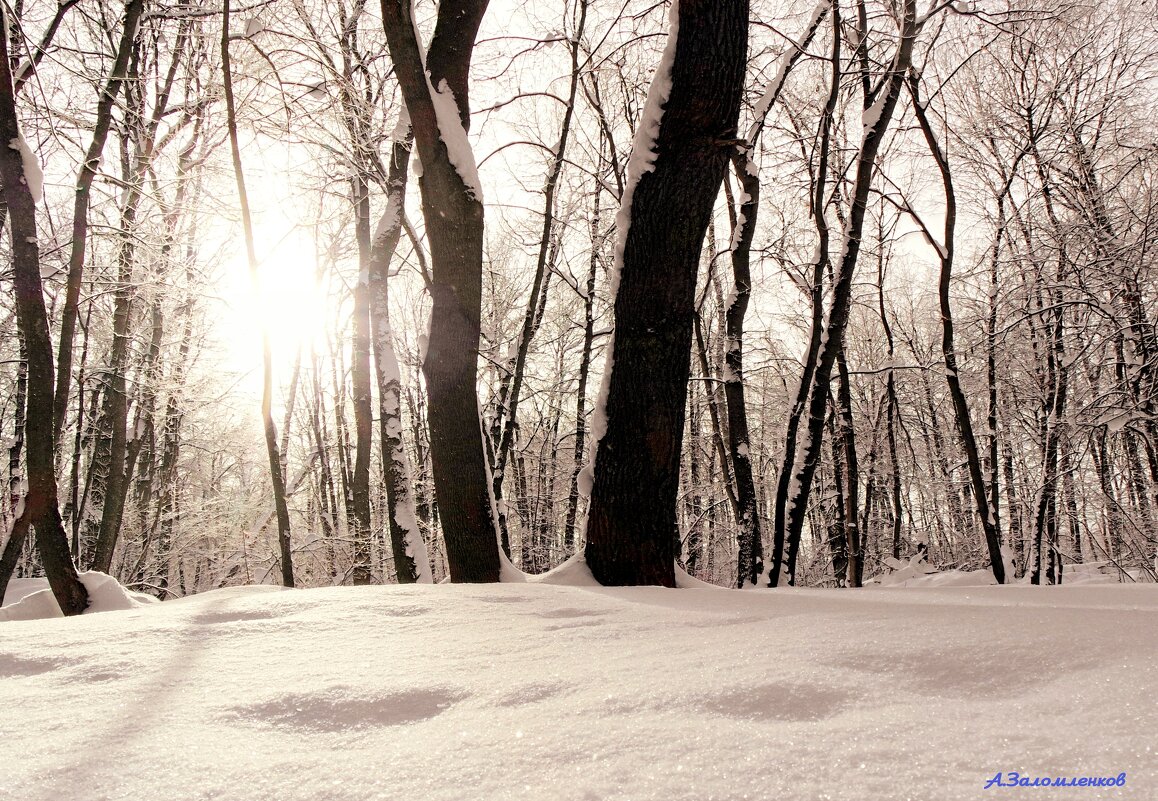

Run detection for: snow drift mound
[[0, 571, 158, 622]]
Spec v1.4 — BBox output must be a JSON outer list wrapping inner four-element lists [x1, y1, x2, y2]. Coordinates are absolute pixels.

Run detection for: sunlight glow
[[218, 223, 328, 387]]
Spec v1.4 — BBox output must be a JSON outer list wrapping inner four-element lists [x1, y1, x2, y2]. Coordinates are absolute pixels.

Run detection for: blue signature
[[986, 772, 1127, 789]]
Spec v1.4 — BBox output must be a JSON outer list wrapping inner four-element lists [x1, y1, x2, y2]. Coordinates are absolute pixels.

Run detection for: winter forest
[[4, 1, 1158, 797], [3, 0, 1158, 611]]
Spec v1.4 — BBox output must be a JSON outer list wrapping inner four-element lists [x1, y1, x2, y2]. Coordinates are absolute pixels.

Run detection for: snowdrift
[[1, 571, 158, 622], [2, 574, 1155, 800]]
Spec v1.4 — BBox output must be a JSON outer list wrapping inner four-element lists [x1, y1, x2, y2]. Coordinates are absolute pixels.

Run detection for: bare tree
[[584, 0, 748, 586], [380, 0, 502, 582], [0, 6, 88, 614], [222, 0, 293, 587]]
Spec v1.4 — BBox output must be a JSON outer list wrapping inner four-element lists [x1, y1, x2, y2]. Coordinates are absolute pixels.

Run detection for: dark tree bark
[[780, 0, 917, 586], [584, 0, 748, 587], [53, 0, 146, 446], [381, 0, 502, 582], [0, 11, 88, 614], [908, 76, 1005, 584]]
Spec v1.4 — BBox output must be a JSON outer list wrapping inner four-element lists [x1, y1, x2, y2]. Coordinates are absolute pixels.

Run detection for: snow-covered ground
[[2, 565, 1155, 800]]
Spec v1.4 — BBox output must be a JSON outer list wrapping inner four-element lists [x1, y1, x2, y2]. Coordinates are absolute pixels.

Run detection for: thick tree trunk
[[0, 15, 88, 614], [381, 0, 502, 582], [584, 0, 747, 586]]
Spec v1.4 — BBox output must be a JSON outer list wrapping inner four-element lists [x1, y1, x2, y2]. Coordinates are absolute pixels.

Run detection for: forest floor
[[1, 561, 1155, 800]]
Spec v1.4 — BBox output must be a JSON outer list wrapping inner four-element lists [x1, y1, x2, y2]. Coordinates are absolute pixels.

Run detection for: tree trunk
[[350, 175, 374, 585], [222, 0, 293, 587], [381, 0, 501, 582], [370, 131, 431, 584], [90, 148, 144, 574], [835, 351, 863, 587], [781, 0, 917, 585], [562, 159, 603, 552], [585, 0, 748, 586], [725, 157, 764, 587], [770, 5, 840, 586], [53, 0, 146, 445], [909, 75, 1005, 583], [0, 13, 88, 614], [490, 0, 588, 549], [0, 341, 29, 603]]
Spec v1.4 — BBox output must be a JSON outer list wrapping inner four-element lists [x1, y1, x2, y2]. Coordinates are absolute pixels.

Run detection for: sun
[[216, 223, 329, 391]]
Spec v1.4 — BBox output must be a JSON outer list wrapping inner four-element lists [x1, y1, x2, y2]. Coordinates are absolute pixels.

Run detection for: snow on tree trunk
[[370, 130, 432, 584], [0, 9, 88, 615], [584, 0, 748, 587], [381, 0, 502, 582]]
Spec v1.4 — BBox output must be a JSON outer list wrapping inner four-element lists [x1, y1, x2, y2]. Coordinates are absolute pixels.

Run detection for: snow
[[746, 0, 831, 144], [1, 572, 158, 622], [2, 573, 1155, 800], [9, 135, 44, 203], [862, 92, 888, 137], [429, 79, 483, 201]]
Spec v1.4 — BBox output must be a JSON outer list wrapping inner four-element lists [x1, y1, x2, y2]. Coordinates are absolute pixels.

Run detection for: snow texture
[[2, 573, 1155, 800], [861, 91, 887, 137], [580, 2, 680, 501], [428, 79, 483, 201], [1, 572, 157, 622], [9, 136, 44, 204], [406, 4, 481, 202]]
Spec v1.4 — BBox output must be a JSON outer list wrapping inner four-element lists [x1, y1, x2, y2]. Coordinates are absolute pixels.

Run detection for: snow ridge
[[429, 79, 483, 202], [8, 136, 44, 204]]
